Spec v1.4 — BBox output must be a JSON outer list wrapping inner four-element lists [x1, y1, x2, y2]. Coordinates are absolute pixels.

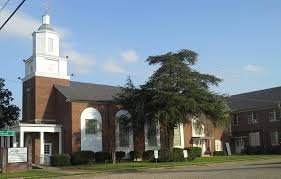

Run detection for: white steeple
[[23, 13, 70, 81]]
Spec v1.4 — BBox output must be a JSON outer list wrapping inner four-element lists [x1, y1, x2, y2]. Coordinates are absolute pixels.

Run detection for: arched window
[[80, 107, 102, 152], [115, 110, 133, 153]]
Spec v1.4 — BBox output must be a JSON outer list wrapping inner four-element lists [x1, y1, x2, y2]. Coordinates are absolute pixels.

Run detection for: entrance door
[[193, 139, 206, 156], [43, 143, 52, 164], [235, 137, 245, 153]]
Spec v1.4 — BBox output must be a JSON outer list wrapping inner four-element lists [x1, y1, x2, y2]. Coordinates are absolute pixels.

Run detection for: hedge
[[71, 151, 95, 165], [142, 150, 154, 161], [184, 147, 202, 160], [213, 151, 225, 156], [115, 151, 125, 162], [95, 151, 111, 163], [50, 154, 71, 166], [158, 149, 173, 162], [129, 150, 142, 161], [173, 148, 184, 162]]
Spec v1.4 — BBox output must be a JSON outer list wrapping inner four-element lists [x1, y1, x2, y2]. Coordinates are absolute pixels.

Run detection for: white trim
[[174, 123, 184, 148], [144, 120, 161, 151], [10, 123, 62, 133], [22, 72, 70, 82]]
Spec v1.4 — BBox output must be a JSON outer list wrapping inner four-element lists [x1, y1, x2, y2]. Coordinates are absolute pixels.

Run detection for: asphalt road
[[66, 158, 281, 179]]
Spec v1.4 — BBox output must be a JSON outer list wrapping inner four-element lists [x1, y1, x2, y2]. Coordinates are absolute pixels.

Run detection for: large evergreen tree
[[116, 49, 229, 150], [0, 78, 20, 129]]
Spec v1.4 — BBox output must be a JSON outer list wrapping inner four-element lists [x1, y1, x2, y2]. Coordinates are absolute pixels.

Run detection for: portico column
[[20, 132, 24, 147], [0, 137, 4, 147], [40, 132, 44, 164], [58, 132, 62, 154], [7, 136, 10, 147], [13, 134, 17, 147]]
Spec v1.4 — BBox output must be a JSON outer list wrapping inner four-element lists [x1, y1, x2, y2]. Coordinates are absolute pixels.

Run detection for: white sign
[[183, 150, 188, 158], [8, 147, 28, 163], [225, 142, 232, 156], [154, 150, 158, 159]]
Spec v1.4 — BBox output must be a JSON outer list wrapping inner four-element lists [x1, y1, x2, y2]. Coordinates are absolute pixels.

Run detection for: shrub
[[129, 150, 142, 161], [158, 149, 173, 162], [71, 151, 95, 165], [184, 147, 202, 161], [173, 148, 184, 162], [115, 151, 125, 162], [244, 147, 265, 155], [95, 151, 111, 163], [142, 150, 155, 161], [213, 151, 225, 156], [50, 154, 71, 167]]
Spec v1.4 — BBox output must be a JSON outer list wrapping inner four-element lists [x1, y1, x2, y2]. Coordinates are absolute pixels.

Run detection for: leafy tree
[[0, 78, 20, 129], [116, 50, 229, 150]]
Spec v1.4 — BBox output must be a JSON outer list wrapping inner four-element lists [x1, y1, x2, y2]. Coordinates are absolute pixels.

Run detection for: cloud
[[120, 50, 138, 63], [62, 50, 96, 74], [244, 64, 264, 73], [103, 60, 126, 74], [0, 10, 69, 39]]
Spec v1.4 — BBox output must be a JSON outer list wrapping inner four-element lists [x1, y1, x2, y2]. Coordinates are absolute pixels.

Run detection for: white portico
[[10, 123, 62, 164]]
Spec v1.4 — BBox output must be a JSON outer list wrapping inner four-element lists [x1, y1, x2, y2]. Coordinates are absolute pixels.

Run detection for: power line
[[0, 0, 26, 31], [0, 0, 10, 15]]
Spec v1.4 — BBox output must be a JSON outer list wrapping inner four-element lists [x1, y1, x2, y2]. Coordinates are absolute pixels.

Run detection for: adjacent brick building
[[8, 13, 225, 164], [227, 87, 281, 154]]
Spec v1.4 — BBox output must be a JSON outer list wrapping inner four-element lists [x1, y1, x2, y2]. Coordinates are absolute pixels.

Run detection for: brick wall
[[22, 76, 69, 123]]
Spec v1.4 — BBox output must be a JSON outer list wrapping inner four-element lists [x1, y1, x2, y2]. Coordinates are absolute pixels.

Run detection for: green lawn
[[0, 170, 70, 179], [66, 155, 281, 172], [1, 155, 280, 178]]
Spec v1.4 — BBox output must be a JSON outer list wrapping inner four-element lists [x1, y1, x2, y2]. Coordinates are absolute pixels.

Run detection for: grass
[[0, 170, 71, 179], [65, 155, 281, 172], [0, 155, 280, 178]]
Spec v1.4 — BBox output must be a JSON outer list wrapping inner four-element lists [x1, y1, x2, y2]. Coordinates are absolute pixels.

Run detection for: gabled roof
[[54, 81, 123, 102], [227, 86, 281, 112]]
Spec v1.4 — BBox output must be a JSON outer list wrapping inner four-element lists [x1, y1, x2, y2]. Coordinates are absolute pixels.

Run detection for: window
[[269, 109, 281, 121], [215, 139, 222, 151], [44, 143, 52, 156], [235, 137, 246, 147], [147, 120, 157, 147], [271, 131, 281, 145], [48, 38, 53, 52], [85, 119, 98, 134], [249, 132, 260, 146], [173, 124, 181, 146], [119, 122, 130, 147], [248, 112, 258, 124], [232, 115, 239, 126]]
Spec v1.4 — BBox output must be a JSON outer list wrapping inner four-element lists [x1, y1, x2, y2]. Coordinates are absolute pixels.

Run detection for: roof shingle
[[54, 81, 123, 102]]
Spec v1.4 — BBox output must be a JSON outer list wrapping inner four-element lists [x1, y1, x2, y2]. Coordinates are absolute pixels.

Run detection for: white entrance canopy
[[10, 123, 62, 164]]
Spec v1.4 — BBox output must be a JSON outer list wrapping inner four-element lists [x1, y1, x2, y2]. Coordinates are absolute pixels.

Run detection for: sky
[[0, 0, 281, 113]]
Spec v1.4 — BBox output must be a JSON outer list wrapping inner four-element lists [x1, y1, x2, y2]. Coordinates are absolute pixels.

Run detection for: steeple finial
[[42, 2, 49, 14]]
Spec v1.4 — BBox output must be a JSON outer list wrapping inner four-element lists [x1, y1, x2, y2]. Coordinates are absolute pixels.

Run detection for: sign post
[[154, 150, 158, 163]]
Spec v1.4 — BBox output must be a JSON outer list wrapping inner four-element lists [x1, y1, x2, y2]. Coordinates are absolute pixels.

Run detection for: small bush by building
[[71, 151, 95, 165], [184, 147, 202, 160], [95, 151, 111, 163], [213, 151, 225, 156], [50, 154, 71, 167], [115, 151, 125, 162], [129, 150, 142, 161], [173, 148, 184, 162], [142, 150, 155, 161], [158, 149, 173, 162]]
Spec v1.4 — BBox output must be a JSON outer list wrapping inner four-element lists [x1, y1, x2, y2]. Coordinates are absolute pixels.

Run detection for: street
[[65, 158, 281, 179]]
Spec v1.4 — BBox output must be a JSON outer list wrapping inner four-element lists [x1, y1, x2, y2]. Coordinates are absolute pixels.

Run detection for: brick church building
[[9, 13, 225, 164]]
